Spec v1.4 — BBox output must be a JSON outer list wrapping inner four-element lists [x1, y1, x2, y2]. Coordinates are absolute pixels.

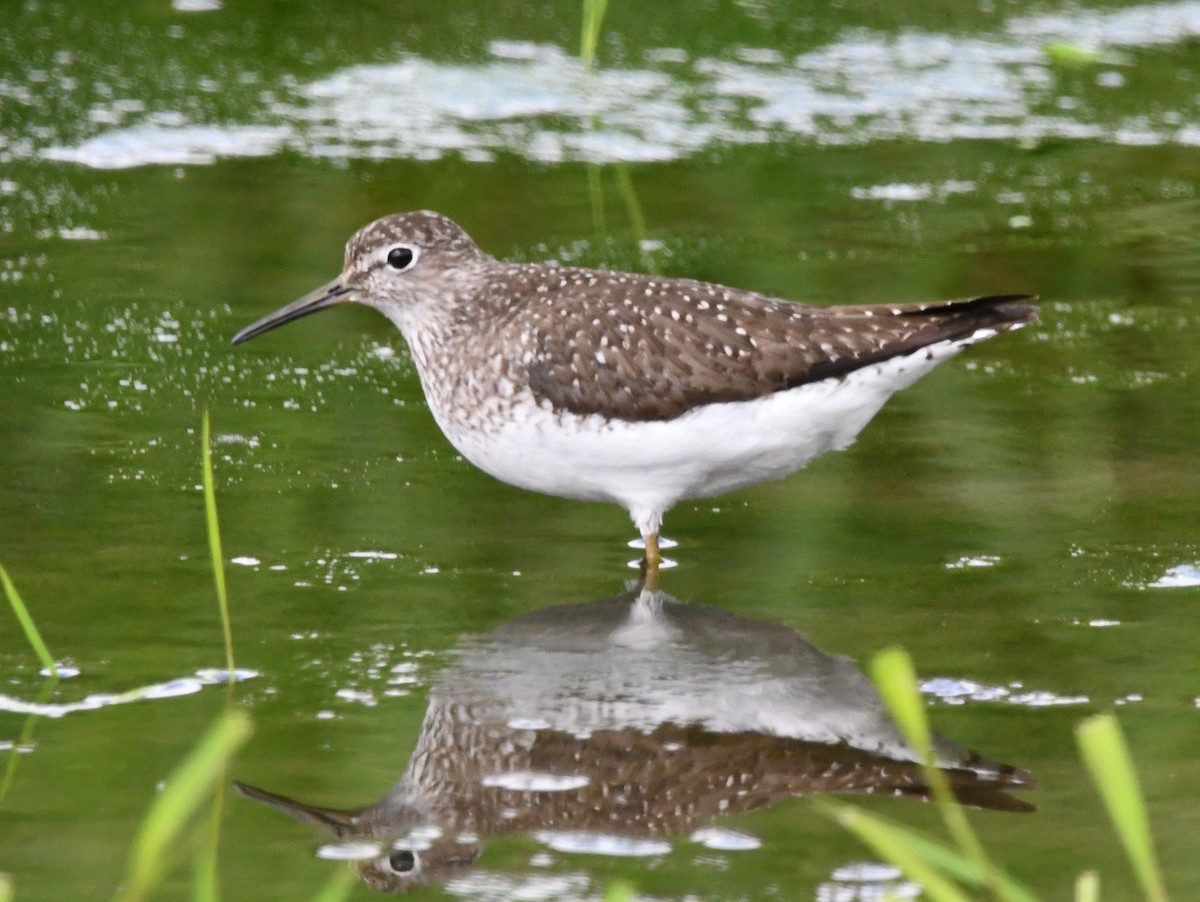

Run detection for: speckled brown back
[[501, 268, 1036, 422]]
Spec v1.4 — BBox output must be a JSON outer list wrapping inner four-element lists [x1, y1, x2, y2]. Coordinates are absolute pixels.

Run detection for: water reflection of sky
[[26, 0, 1200, 169]]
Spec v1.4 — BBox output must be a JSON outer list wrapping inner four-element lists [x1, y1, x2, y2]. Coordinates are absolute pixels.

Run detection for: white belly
[[424, 335, 977, 534]]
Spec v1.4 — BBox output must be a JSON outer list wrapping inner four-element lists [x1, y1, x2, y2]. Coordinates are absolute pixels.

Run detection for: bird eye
[[386, 246, 417, 271], [388, 849, 418, 873]]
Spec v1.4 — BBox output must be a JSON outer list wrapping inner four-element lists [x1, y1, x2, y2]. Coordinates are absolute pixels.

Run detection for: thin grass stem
[[869, 648, 1040, 902], [0, 564, 58, 678], [309, 867, 357, 902], [118, 708, 252, 902], [870, 650, 989, 867], [822, 802, 973, 902], [1074, 870, 1100, 902], [202, 410, 236, 686], [580, 0, 609, 68], [0, 676, 59, 802], [193, 777, 226, 902], [586, 164, 607, 239], [613, 163, 656, 273], [819, 799, 1037, 902]]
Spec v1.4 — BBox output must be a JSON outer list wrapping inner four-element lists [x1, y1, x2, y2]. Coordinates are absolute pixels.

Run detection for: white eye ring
[[386, 245, 419, 271]]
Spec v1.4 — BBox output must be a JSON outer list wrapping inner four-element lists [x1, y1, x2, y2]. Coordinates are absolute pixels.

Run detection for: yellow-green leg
[[642, 532, 661, 591]]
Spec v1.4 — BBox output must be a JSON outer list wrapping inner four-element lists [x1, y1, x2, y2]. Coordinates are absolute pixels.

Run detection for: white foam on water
[[0, 668, 257, 718], [31, 1, 1200, 169], [1147, 563, 1200, 588], [922, 676, 1089, 707]]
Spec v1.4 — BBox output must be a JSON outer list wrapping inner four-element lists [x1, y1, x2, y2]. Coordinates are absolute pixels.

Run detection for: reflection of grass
[[579, 0, 651, 268], [0, 565, 61, 810], [826, 647, 1170, 902]]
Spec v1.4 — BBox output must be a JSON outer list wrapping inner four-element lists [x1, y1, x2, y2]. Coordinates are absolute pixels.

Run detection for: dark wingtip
[[899, 293, 1038, 333], [958, 293, 1039, 326]]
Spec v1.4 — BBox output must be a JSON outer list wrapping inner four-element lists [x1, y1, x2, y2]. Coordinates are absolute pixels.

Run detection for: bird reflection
[[236, 584, 1034, 892]]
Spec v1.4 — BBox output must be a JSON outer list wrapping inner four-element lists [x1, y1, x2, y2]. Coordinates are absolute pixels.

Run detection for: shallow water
[[3, 1, 1200, 899]]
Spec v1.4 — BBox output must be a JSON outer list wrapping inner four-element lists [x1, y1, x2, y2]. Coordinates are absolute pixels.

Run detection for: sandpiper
[[232, 211, 1035, 581]]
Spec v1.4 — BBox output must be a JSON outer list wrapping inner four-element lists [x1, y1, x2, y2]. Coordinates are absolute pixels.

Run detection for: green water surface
[[2, 1, 1200, 900]]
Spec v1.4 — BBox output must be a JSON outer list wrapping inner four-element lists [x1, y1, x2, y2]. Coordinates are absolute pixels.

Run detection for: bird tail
[[900, 293, 1039, 339]]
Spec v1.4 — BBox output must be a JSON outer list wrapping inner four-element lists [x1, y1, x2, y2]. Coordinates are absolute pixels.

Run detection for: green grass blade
[[0, 872, 12, 902], [309, 867, 357, 902], [0, 563, 58, 678], [603, 880, 637, 902], [193, 777, 227, 902], [202, 410, 236, 685], [614, 164, 646, 242], [1075, 870, 1100, 902], [870, 649, 988, 868], [868, 649, 1040, 902], [1043, 41, 1128, 67], [119, 708, 252, 902], [818, 801, 1038, 902], [587, 163, 606, 236], [823, 802, 973, 902], [613, 163, 655, 273], [1077, 714, 1169, 902], [580, 0, 609, 67], [193, 847, 218, 902]]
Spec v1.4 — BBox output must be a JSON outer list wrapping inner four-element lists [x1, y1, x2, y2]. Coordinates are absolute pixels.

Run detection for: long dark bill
[[232, 781, 360, 833], [230, 278, 352, 346]]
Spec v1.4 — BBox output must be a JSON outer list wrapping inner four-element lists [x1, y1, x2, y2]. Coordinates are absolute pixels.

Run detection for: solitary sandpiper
[[232, 211, 1035, 583]]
